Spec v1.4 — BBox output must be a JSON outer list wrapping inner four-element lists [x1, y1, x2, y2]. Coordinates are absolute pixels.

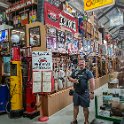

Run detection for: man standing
[[68, 59, 95, 124]]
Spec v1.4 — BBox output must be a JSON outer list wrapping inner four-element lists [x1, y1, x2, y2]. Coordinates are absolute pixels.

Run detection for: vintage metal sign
[[84, 0, 115, 11]]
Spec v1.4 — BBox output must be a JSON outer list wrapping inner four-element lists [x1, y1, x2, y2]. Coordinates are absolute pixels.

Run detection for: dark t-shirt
[[70, 68, 94, 94]]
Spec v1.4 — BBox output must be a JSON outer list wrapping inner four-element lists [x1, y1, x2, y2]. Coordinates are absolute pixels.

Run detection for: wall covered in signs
[[46, 26, 79, 54]]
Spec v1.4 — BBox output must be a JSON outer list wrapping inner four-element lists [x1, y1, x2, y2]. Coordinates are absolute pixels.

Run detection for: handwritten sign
[[32, 51, 52, 71]]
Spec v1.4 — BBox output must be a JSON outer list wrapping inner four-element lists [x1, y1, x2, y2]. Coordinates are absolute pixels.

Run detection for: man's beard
[[79, 66, 85, 70]]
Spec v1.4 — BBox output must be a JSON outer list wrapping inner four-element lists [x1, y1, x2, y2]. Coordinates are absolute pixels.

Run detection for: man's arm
[[89, 77, 95, 100], [68, 69, 79, 84], [68, 76, 78, 84], [89, 78, 95, 93]]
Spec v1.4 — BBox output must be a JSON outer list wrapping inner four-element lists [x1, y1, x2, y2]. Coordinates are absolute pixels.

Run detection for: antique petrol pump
[[9, 34, 23, 118], [22, 47, 39, 119]]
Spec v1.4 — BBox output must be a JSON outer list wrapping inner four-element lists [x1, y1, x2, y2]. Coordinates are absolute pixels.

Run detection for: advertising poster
[[71, 38, 79, 54], [57, 30, 65, 49], [65, 31, 73, 53], [82, 39, 91, 54], [47, 36, 57, 49], [47, 27, 57, 37], [47, 27, 57, 50]]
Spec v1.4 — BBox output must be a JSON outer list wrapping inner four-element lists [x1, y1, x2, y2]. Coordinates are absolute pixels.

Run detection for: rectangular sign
[[84, 0, 115, 11], [44, 1, 78, 33], [32, 51, 52, 71], [33, 71, 42, 93]]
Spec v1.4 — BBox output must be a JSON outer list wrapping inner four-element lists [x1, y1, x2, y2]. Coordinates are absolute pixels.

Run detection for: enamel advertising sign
[[84, 0, 115, 11], [44, 1, 78, 34]]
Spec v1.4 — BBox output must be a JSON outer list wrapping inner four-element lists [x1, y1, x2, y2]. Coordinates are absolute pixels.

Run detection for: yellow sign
[[84, 0, 115, 11]]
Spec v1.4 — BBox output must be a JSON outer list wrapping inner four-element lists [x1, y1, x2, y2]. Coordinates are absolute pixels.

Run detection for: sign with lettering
[[84, 0, 115, 11], [32, 51, 52, 71], [44, 1, 78, 33]]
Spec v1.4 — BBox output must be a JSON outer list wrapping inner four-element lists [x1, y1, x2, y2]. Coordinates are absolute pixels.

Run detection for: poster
[[65, 31, 73, 53], [57, 30, 65, 49], [47, 36, 57, 49], [82, 39, 93, 54], [32, 51, 52, 71], [43, 71, 52, 82], [42, 82, 51, 92], [72, 38, 79, 54], [84, 0, 115, 11], [47, 27, 57, 37], [47, 27, 57, 50], [42, 71, 52, 92], [33, 72, 42, 93]]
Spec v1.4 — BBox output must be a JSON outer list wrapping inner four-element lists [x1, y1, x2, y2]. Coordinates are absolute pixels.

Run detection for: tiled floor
[[0, 84, 114, 124]]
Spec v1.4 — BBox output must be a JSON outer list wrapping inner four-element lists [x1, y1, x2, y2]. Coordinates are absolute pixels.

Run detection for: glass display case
[[95, 87, 124, 123]]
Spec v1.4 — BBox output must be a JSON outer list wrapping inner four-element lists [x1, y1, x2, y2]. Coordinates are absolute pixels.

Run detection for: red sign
[[44, 2, 78, 34]]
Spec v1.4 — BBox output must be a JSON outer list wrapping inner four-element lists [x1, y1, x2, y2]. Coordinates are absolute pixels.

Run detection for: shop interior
[[0, 0, 124, 124]]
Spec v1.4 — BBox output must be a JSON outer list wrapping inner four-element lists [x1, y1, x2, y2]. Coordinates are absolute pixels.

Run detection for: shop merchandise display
[[0, 0, 122, 120]]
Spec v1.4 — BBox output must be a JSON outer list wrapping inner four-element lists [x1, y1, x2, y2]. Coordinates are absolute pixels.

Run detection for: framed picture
[[29, 26, 41, 47]]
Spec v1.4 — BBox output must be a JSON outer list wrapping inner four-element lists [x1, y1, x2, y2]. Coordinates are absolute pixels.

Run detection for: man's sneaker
[[71, 120, 78, 124]]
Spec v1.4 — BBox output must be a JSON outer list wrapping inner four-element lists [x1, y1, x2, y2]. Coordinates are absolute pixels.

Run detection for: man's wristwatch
[[90, 92, 94, 94]]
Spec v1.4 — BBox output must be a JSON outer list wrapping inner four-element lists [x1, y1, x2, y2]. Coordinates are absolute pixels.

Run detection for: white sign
[[43, 81, 52, 92], [33, 72, 42, 93], [43, 71, 52, 82], [32, 51, 53, 71]]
